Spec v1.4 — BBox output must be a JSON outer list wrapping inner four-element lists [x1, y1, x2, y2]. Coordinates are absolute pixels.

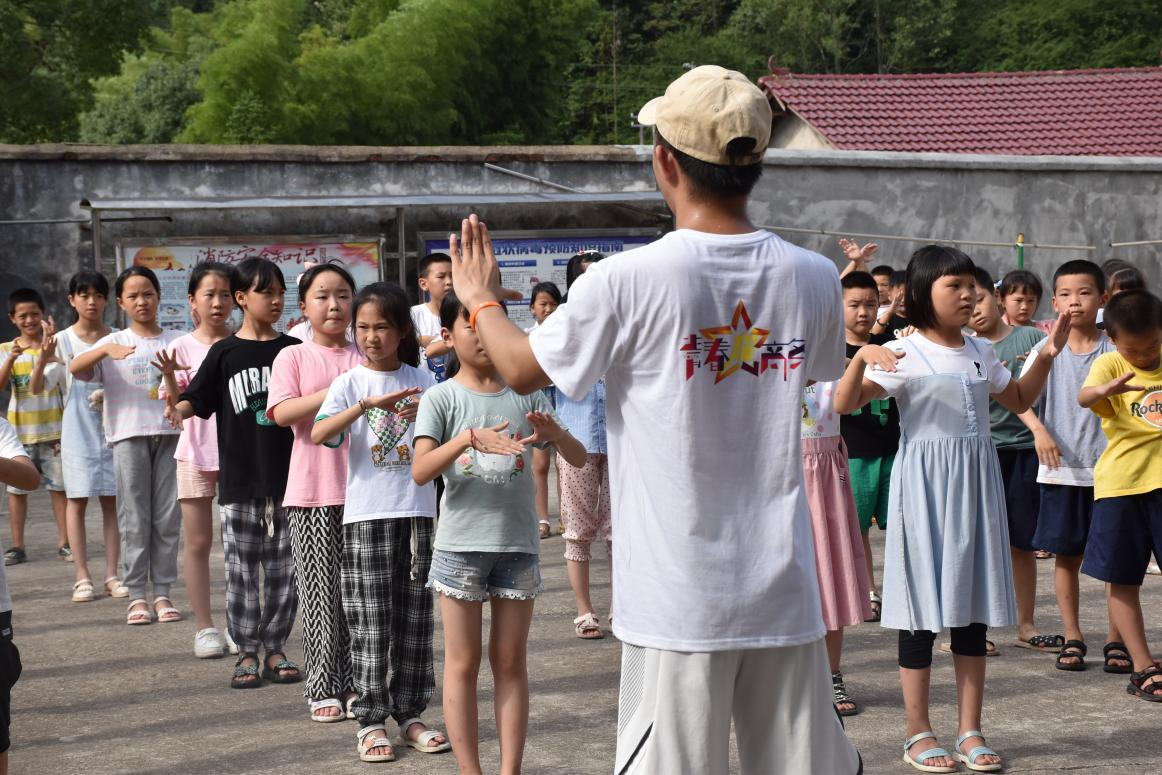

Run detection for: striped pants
[[288, 505, 353, 701], [219, 499, 298, 653], [342, 518, 436, 725]]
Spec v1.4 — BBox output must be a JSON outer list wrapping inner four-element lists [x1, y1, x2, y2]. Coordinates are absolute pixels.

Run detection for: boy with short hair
[[0, 289, 68, 565], [969, 267, 1061, 652], [411, 253, 453, 382], [838, 271, 899, 622], [872, 270, 909, 338], [0, 417, 40, 774], [1020, 259, 1126, 672], [1077, 289, 1162, 701], [871, 264, 894, 307]]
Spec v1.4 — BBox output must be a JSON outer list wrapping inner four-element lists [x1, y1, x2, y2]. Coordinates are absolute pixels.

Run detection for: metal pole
[[396, 207, 406, 287], [757, 224, 1095, 251], [1108, 238, 1162, 248], [90, 209, 102, 271], [1016, 232, 1025, 270], [483, 163, 668, 221]]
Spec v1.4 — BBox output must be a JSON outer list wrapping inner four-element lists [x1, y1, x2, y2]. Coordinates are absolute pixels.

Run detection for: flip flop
[[1014, 634, 1064, 652]]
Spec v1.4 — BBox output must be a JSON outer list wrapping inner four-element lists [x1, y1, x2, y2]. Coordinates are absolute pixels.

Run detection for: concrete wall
[[1, 144, 1160, 341]]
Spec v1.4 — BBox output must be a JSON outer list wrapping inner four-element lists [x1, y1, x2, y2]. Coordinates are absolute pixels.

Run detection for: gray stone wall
[[1, 144, 1159, 340]]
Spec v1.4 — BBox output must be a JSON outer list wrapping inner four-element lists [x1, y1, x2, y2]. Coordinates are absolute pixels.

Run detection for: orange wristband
[[469, 300, 503, 331]]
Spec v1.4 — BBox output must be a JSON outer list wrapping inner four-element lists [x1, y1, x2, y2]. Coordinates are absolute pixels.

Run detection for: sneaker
[[3, 548, 26, 566], [224, 629, 239, 655], [194, 627, 227, 659], [57, 544, 73, 562]]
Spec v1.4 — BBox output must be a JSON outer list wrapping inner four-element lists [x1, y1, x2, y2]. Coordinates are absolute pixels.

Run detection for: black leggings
[[898, 623, 988, 669]]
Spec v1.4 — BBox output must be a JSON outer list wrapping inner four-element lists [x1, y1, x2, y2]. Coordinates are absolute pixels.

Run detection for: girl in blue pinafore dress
[[835, 245, 1069, 775]]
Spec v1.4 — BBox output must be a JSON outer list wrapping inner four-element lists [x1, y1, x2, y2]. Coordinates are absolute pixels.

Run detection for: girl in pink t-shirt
[[158, 262, 234, 659], [265, 263, 361, 721]]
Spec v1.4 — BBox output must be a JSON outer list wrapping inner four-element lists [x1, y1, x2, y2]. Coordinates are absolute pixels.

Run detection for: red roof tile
[[757, 67, 1162, 156]]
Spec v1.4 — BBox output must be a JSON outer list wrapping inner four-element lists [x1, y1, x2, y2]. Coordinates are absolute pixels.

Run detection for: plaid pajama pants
[[219, 499, 298, 654], [342, 517, 436, 726], [289, 505, 354, 701]]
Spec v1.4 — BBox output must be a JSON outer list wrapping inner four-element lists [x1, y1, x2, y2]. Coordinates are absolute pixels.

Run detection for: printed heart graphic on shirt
[[1131, 389, 1162, 429], [365, 406, 409, 451]]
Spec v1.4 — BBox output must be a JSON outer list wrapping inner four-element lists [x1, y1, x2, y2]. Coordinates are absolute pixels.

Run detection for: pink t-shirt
[[158, 333, 219, 470], [88, 328, 184, 443], [265, 340, 361, 507]]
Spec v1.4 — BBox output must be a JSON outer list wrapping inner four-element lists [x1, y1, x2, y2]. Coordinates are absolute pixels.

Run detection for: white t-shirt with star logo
[[530, 229, 845, 651]]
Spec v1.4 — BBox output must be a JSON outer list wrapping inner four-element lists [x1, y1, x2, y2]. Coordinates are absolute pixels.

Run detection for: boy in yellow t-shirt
[[1078, 289, 1162, 703]]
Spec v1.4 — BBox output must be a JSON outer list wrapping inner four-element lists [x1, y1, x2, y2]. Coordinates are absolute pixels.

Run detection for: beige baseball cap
[[637, 65, 772, 166]]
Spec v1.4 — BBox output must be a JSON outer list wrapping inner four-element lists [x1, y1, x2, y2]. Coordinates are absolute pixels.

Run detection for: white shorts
[[616, 638, 862, 775]]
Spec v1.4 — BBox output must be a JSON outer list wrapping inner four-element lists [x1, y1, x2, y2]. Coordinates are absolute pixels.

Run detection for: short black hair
[[419, 252, 452, 278], [1102, 289, 1162, 339], [870, 265, 894, 279], [114, 266, 160, 298], [353, 281, 420, 367], [904, 245, 977, 331], [999, 270, 1043, 300], [1108, 266, 1146, 295], [298, 261, 356, 296], [529, 281, 561, 305], [233, 256, 286, 295], [1053, 259, 1105, 294], [888, 270, 907, 289], [68, 271, 109, 298], [973, 266, 995, 290], [7, 288, 44, 316], [566, 252, 604, 292], [187, 261, 235, 296], [655, 131, 763, 201], [841, 271, 878, 293]]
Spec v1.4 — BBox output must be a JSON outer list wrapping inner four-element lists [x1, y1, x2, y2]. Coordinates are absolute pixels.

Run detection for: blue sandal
[[956, 730, 1003, 772], [902, 731, 956, 773]]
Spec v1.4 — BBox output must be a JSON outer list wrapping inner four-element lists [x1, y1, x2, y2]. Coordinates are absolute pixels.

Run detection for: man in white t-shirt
[[449, 66, 861, 774]]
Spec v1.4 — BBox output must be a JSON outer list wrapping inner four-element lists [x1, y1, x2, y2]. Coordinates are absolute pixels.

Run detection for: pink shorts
[[176, 460, 218, 500], [557, 452, 612, 562], [801, 436, 872, 630]]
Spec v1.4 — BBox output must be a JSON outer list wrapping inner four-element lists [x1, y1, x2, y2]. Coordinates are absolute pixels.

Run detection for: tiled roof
[[757, 66, 1162, 156]]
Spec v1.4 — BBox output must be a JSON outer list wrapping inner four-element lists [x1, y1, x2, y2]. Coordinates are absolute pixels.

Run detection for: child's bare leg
[[1054, 554, 1085, 665], [1104, 582, 1125, 645], [181, 497, 216, 631], [99, 496, 119, 581], [532, 448, 550, 529], [66, 497, 91, 583], [825, 628, 844, 673], [1010, 546, 1040, 641], [49, 490, 68, 549], [439, 594, 484, 775], [8, 493, 26, 550], [566, 538, 594, 616], [952, 653, 1000, 768], [489, 597, 534, 775], [862, 531, 876, 590], [901, 666, 955, 769], [1106, 583, 1157, 673]]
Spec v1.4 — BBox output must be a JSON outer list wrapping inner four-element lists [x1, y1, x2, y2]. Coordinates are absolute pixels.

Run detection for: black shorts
[[1032, 484, 1094, 556], [1082, 489, 1162, 586], [997, 448, 1040, 551], [0, 610, 21, 754]]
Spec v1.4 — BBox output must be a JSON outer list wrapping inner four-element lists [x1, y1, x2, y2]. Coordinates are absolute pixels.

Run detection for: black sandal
[[832, 671, 859, 716], [1127, 663, 1162, 702], [262, 650, 303, 684], [1103, 641, 1133, 674], [1055, 639, 1087, 672], [231, 652, 262, 689]]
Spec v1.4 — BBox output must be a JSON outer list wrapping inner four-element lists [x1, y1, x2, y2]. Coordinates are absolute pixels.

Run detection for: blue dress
[[58, 327, 117, 499], [879, 336, 1016, 632]]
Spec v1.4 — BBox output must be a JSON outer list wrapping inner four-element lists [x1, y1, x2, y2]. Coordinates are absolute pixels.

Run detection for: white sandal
[[574, 612, 604, 640], [104, 576, 129, 598], [71, 579, 94, 603], [343, 693, 358, 719], [126, 599, 151, 626], [310, 698, 345, 723], [357, 724, 396, 762], [153, 596, 183, 623], [398, 717, 451, 753]]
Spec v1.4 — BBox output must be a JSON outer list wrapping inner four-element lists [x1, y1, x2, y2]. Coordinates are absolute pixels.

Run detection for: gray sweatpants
[[112, 435, 181, 602]]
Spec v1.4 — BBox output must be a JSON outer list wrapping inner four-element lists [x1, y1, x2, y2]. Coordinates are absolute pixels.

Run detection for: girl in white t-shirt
[[312, 282, 448, 762], [835, 246, 1069, 774], [157, 262, 234, 659], [70, 266, 183, 627]]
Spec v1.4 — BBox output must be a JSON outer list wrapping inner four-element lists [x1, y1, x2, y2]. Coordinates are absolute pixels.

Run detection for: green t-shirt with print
[[989, 326, 1046, 449]]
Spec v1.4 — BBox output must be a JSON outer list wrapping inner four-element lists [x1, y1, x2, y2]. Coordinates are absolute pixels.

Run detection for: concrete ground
[[5, 491, 1162, 774]]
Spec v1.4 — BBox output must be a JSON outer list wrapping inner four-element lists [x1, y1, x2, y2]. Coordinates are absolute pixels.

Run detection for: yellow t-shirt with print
[[1084, 349, 1162, 500]]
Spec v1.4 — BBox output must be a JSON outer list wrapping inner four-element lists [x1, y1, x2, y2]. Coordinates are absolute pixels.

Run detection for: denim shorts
[[427, 549, 542, 602]]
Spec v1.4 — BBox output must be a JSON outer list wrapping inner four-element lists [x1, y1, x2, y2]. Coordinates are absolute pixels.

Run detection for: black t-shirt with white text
[[841, 334, 901, 459], [180, 335, 299, 504]]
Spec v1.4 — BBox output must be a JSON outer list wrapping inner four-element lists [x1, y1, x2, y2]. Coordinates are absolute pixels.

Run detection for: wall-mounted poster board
[[116, 236, 384, 332], [417, 229, 661, 331]]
